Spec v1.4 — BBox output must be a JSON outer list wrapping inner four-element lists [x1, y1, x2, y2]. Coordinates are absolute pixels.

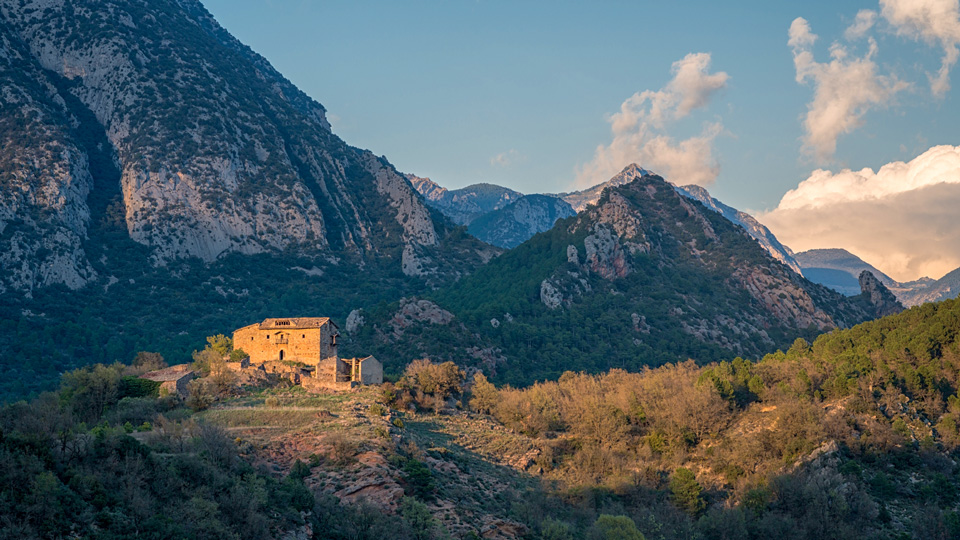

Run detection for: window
[[302, 334, 305, 339], [250, 337, 254, 341], [266, 335, 270, 340], [331, 334, 337, 346]]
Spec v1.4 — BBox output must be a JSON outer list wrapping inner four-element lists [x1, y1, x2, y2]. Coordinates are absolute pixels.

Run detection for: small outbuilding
[[141, 364, 196, 398], [347, 356, 383, 385]]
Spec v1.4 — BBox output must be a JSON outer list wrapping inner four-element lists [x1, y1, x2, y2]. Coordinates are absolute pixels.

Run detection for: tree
[[206, 334, 233, 356], [469, 373, 498, 414], [587, 515, 645, 540], [400, 497, 436, 540], [670, 468, 706, 516], [133, 351, 167, 371]]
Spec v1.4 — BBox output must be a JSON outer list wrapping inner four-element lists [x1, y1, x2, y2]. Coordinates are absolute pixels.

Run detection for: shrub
[[264, 396, 280, 408]]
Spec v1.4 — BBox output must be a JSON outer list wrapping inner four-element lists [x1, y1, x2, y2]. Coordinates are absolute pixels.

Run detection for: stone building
[[232, 317, 381, 390], [141, 364, 196, 398], [233, 317, 339, 369], [347, 356, 383, 385]]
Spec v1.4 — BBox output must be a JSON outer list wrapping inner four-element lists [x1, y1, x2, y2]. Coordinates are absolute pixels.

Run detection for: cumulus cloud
[[490, 149, 521, 167], [790, 17, 909, 163], [880, 0, 960, 97], [759, 145, 960, 281], [575, 53, 728, 189]]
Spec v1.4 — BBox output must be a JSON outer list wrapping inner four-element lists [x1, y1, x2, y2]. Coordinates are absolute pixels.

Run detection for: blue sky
[[203, 0, 960, 279]]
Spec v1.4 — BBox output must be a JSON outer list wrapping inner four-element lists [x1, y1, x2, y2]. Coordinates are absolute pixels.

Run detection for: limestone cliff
[[0, 0, 475, 294], [0, 25, 97, 295]]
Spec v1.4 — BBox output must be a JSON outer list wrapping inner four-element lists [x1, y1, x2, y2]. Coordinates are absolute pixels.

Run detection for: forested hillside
[[4, 296, 960, 539]]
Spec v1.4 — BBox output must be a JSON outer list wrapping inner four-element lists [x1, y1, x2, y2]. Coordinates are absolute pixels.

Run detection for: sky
[[203, 0, 960, 281]]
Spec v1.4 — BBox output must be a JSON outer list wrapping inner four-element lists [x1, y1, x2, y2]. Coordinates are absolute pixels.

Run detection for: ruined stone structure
[[141, 365, 196, 398], [347, 356, 383, 385], [232, 317, 381, 391]]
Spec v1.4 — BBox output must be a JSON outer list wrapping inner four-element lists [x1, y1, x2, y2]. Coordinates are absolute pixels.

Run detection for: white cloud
[[575, 53, 728, 189], [490, 149, 521, 167], [789, 17, 909, 163], [880, 0, 960, 97], [759, 145, 960, 281], [845, 9, 878, 40]]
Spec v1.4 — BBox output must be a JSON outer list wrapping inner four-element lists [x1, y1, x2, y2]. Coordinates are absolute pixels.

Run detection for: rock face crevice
[[0, 0, 471, 293]]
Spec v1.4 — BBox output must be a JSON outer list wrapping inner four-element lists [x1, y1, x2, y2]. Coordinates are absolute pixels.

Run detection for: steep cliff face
[[466, 194, 575, 248], [859, 271, 905, 317], [0, 24, 96, 295], [0, 0, 472, 293]]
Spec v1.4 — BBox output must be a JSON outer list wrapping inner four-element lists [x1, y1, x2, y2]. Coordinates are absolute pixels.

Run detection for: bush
[[264, 396, 280, 408]]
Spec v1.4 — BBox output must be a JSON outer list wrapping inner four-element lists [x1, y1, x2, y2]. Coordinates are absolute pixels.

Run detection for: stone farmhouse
[[232, 317, 382, 391]]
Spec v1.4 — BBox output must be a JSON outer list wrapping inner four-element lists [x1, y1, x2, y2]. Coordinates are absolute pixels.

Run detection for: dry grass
[[200, 408, 322, 429]]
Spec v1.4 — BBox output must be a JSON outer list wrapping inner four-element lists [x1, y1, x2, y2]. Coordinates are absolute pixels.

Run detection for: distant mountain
[[897, 267, 960, 306], [556, 164, 654, 212], [675, 184, 803, 275], [466, 194, 576, 248], [795, 249, 898, 296], [353, 167, 902, 384], [407, 175, 522, 225]]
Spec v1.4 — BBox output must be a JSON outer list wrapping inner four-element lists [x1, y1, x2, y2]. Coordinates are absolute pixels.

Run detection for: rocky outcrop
[[345, 309, 365, 334], [583, 225, 631, 280], [733, 267, 836, 331], [389, 298, 455, 338], [859, 271, 904, 318]]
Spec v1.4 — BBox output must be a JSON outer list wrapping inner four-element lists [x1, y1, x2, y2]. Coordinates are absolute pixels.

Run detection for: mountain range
[[351, 168, 902, 385], [0, 0, 924, 393]]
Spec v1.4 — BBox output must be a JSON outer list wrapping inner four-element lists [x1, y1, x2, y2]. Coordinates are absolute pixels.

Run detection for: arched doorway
[[279, 350, 285, 361]]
